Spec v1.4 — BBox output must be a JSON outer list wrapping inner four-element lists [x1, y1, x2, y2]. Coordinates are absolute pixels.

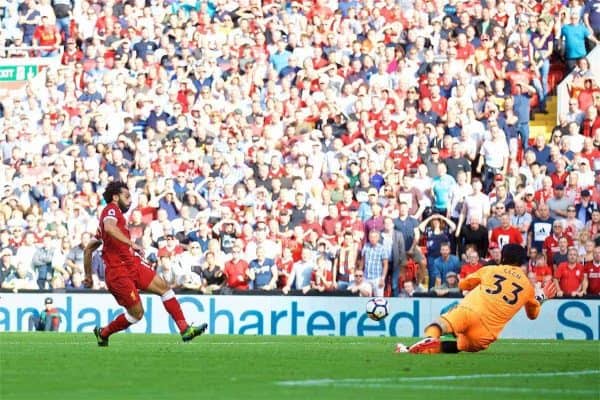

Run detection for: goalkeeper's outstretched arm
[[525, 280, 558, 320]]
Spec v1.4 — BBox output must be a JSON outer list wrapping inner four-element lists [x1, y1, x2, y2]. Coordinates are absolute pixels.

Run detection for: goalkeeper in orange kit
[[397, 244, 557, 354]]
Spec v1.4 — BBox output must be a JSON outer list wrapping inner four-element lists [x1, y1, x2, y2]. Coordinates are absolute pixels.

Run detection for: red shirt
[[374, 120, 397, 140], [429, 96, 447, 116], [33, 25, 59, 47], [550, 171, 569, 187], [224, 259, 249, 290], [533, 265, 553, 282], [98, 203, 137, 269], [301, 221, 323, 236], [157, 244, 184, 258], [321, 216, 338, 236], [490, 226, 523, 248], [337, 200, 358, 218], [555, 262, 585, 294], [584, 261, 600, 296], [460, 263, 482, 279], [276, 257, 294, 288], [455, 43, 475, 60], [310, 269, 334, 290], [534, 189, 553, 204], [581, 116, 600, 138]]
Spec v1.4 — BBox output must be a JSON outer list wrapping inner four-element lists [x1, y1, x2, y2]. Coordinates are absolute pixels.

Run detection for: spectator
[[332, 231, 358, 290], [248, 246, 277, 291], [347, 270, 372, 297], [399, 280, 427, 298], [583, 246, 600, 296], [28, 297, 61, 331], [307, 256, 335, 293], [512, 200, 532, 245], [32, 234, 55, 289], [532, 19, 554, 113], [359, 230, 388, 297], [491, 213, 524, 250], [477, 126, 510, 192], [431, 242, 461, 289], [419, 214, 457, 279], [223, 241, 250, 292], [583, 0, 600, 41], [576, 190, 599, 224], [485, 243, 503, 266], [552, 236, 572, 270], [430, 163, 456, 215], [432, 271, 461, 297], [459, 249, 483, 279], [560, 12, 598, 70], [457, 179, 491, 230], [32, 15, 61, 56], [284, 247, 315, 295], [547, 185, 571, 220], [0, 0, 595, 300], [393, 201, 425, 274], [276, 247, 295, 290], [456, 216, 489, 259], [1, 263, 38, 290], [554, 247, 586, 297], [381, 217, 407, 297], [199, 251, 225, 293], [529, 204, 555, 252], [533, 253, 554, 284]]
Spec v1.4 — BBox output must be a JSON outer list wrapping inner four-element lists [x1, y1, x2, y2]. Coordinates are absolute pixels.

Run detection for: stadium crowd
[[0, 0, 599, 298]]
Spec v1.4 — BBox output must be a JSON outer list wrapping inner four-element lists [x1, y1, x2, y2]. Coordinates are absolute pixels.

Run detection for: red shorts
[[105, 257, 156, 309]]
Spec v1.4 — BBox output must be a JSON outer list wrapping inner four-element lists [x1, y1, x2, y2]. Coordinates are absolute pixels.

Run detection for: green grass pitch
[[1, 333, 598, 400]]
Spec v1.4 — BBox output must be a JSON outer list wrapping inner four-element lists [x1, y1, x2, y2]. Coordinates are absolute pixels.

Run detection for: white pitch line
[[277, 370, 600, 387], [370, 384, 599, 397]]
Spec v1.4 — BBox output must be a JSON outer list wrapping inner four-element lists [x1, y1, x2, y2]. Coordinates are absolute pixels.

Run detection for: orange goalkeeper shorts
[[440, 305, 497, 352]]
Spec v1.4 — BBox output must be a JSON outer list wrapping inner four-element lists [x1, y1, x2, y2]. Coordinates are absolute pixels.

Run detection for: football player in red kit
[[83, 181, 207, 346]]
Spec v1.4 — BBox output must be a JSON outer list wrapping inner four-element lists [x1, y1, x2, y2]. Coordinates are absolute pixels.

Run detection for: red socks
[[101, 291, 188, 337], [101, 314, 132, 338], [163, 297, 188, 333]]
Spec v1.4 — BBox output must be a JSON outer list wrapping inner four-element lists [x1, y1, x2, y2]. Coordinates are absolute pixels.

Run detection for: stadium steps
[[529, 95, 557, 143]]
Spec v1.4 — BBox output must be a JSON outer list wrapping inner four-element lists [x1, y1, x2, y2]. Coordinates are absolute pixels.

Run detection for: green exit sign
[[0, 65, 38, 81]]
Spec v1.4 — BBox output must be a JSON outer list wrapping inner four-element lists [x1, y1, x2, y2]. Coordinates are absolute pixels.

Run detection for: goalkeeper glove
[[535, 280, 557, 304]]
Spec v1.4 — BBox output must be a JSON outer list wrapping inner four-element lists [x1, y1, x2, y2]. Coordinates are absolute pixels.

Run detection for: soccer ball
[[366, 297, 389, 321]]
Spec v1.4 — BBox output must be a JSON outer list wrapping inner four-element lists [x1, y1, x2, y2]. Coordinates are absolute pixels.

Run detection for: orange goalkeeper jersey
[[458, 265, 541, 336]]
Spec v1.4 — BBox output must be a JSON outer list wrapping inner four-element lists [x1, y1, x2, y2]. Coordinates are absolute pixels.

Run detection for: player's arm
[[458, 269, 483, 291], [83, 239, 102, 287], [104, 218, 141, 250]]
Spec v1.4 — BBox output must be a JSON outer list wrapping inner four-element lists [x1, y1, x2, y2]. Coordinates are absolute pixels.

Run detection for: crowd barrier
[[1, 293, 598, 339]]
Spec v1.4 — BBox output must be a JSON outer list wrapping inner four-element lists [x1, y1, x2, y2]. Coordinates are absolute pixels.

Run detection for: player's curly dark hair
[[102, 181, 128, 203], [501, 244, 528, 267]]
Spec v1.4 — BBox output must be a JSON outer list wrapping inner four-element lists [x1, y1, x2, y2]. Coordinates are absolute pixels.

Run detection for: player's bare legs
[[145, 275, 207, 342], [95, 276, 207, 346]]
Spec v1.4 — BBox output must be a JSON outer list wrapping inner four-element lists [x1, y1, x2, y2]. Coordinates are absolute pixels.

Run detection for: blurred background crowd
[[0, 0, 599, 297]]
